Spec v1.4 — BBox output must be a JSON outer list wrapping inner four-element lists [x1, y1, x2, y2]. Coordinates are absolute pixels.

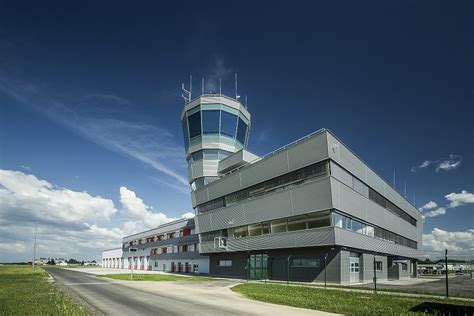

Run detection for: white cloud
[[420, 190, 473, 219], [204, 58, 232, 93], [0, 169, 117, 224], [445, 190, 474, 208], [423, 228, 474, 256], [0, 170, 193, 262], [411, 155, 462, 173], [418, 201, 437, 211], [424, 207, 446, 218]]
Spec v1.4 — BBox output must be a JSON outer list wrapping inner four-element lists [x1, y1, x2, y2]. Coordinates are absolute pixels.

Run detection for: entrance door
[[248, 254, 268, 280], [349, 257, 360, 283]]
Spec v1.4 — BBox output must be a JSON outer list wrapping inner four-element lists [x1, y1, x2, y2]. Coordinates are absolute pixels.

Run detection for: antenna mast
[[219, 77, 222, 95], [189, 75, 192, 100], [202, 77, 205, 95], [235, 73, 240, 100]]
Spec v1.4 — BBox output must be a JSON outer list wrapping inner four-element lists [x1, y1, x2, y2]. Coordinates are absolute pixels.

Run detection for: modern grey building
[[181, 93, 423, 284]]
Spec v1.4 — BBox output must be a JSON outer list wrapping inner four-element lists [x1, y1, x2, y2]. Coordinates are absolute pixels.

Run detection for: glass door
[[248, 254, 268, 280]]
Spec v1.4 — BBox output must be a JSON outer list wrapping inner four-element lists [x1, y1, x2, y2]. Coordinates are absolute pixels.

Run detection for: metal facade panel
[[207, 172, 241, 200], [210, 203, 245, 230], [191, 162, 204, 179], [366, 199, 386, 228], [244, 190, 292, 224], [366, 168, 386, 195], [196, 213, 213, 233], [291, 178, 332, 216], [330, 161, 353, 188], [287, 133, 329, 171], [240, 151, 289, 188], [335, 180, 367, 220], [334, 228, 421, 258], [353, 177, 369, 198], [202, 228, 336, 253], [194, 188, 209, 207]]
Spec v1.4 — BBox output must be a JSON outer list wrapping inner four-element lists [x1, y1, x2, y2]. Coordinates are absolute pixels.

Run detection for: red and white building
[[102, 217, 209, 274]]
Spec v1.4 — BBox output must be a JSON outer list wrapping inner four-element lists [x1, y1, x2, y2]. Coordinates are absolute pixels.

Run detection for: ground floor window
[[218, 260, 232, 267], [375, 261, 383, 271], [292, 258, 320, 268], [154, 261, 158, 267]]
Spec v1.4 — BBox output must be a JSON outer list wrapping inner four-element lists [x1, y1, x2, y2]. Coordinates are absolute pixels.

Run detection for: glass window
[[375, 261, 383, 271], [188, 111, 201, 138], [220, 111, 238, 138], [332, 213, 344, 228], [248, 223, 262, 236], [365, 225, 375, 237], [271, 219, 287, 234], [287, 215, 307, 231], [219, 150, 232, 160], [191, 151, 203, 162], [203, 149, 219, 160], [262, 222, 270, 235], [352, 219, 364, 234], [236, 117, 248, 144], [344, 216, 352, 230], [234, 226, 248, 238], [181, 118, 189, 151], [202, 110, 220, 134], [308, 211, 331, 229], [292, 258, 320, 268], [217, 260, 232, 267]]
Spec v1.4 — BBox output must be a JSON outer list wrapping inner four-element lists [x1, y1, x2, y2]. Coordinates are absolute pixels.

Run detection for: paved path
[[47, 268, 335, 316]]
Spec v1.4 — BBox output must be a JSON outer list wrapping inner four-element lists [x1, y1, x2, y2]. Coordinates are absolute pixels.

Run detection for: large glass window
[[287, 216, 307, 231], [271, 219, 287, 234], [262, 222, 270, 235], [220, 111, 238, 138], [236, 117, 248, 144], [203, 149, 219, 160], [188, 112, 201, 138], [308, 211, 331, 229], [248, 223, 262, 236], [202, 110, 220, 134], [181, 119, 189, 151], [234, 226, 248, 238]]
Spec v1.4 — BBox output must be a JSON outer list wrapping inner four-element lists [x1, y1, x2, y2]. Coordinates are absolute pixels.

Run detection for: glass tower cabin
[[181, 94, 251, 190]]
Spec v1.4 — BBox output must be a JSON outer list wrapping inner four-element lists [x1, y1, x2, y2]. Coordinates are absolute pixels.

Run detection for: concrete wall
[[361, 253, 388, 283], [152, 258, 209, 274]]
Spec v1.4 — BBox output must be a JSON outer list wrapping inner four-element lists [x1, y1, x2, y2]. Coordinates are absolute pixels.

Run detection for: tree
[[67, 258, 79, 264], [47, 259, 56, 265]]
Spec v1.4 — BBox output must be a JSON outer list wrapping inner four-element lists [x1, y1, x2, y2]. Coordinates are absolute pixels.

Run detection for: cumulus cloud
[[423, 228, 474, 257], [0, 170, 193, 262], [0, 170, 117, 224], [445, 190, 474, 208], [420, 190, 473, 218], [411, 154, 462, 173]]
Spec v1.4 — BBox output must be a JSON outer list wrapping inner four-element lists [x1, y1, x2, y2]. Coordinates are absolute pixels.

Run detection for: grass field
[[232, 283, 474, 315], [0, 265, 90, 315], [100, 273, 217, 282]]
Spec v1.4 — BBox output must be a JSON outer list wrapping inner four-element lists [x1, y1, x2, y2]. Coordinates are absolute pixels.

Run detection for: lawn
[[0, 265, 89, 315], [231, 283, 474, 315], [99, 273, 217, 282]]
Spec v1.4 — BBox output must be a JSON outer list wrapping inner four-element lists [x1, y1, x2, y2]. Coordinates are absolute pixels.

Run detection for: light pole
[[287, 254, 292, 284], [373, 253, 377, 294], [445, 249, 449, 298], [129, 248, 138, 280], [324, 247, 335, 289], [32, 221, 38, 269]]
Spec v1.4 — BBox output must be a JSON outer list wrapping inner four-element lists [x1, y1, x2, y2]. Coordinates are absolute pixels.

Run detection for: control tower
[[180, 78, 257, 190]]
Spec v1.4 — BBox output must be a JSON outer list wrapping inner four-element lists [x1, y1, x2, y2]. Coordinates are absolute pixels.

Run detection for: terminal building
[[103, 89, 422, 284]]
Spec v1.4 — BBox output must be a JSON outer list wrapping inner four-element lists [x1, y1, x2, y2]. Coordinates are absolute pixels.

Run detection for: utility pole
[[32, 221, 38, 269], [324, 252, 328, 289], [373, 254, 377, 294], [445, 249, 449, 298]]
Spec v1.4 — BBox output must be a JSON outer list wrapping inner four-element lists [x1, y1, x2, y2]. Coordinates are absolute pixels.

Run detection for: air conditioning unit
[[214, 237, 227, 250]]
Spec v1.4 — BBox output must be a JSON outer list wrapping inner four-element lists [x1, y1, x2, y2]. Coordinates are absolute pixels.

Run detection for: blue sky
[[0, 1, 472, 261]]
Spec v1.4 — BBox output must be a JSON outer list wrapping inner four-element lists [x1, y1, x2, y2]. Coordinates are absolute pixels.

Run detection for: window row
[[186, 149, 233, 165], [233, 211, 331, 239], [196, 160, 329, 214], [182, 109, 249, 149], [217, 260, 232, 267], [125, 228, 193, 247], [368, 188, 417, 226], [333, 212, 417, 249], [292, 258, 320, 268], [151, 243, 197, 254]]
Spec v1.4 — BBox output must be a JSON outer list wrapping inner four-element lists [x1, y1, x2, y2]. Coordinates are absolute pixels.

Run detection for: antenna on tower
[[202, 77, 205, 95], [404, 182, 407, 198], [235, 73, 240, 101], [245, 94, 248, 109], [189, 75, 192, 100], [181, 82, 191, 104], [219, 77, 222, 95]]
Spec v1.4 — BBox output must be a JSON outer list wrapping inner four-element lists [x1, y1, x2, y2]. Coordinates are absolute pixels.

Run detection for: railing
[[225, 128, 327, 176]]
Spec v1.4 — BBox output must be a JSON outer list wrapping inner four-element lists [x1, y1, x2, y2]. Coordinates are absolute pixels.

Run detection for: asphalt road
[[47, 268, 329, 316]]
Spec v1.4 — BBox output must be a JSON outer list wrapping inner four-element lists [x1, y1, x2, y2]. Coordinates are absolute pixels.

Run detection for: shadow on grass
[[410, 302, 474, 315]]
